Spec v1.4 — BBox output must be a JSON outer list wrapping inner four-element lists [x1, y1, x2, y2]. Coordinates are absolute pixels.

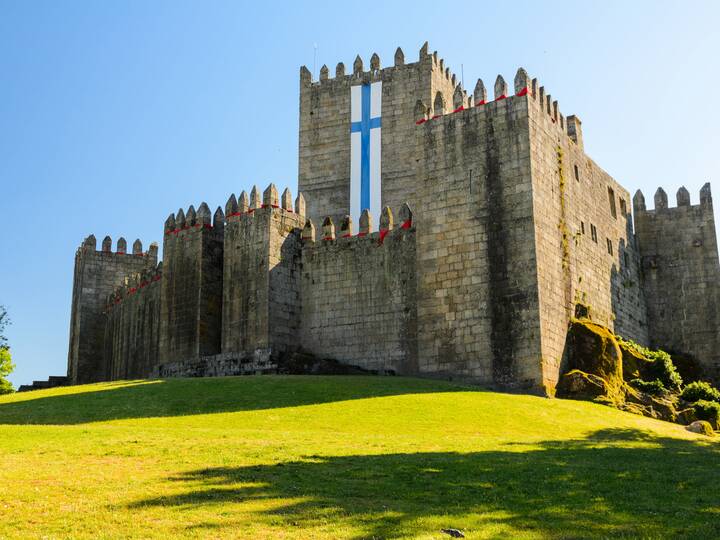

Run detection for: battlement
[[163, 201, 225, 239], [300, 41, 464, 91], [415, 66, 584, 151], [106, 262, 163, 311], [301, 203, 413, 245], [633, 183, 713, 215], [77, 234, 158, 259], [223, 184, 306, 226]]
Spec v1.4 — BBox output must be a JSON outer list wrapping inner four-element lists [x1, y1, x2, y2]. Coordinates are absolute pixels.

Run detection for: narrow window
[[591, 224, 597, 243], [623, 251, 629, 267], [607, 238, 613, 255], [574, 164, 580, 181], [619, 198, 627, 216], [580, 221, 585, 234], [608, 187, 617, 219]]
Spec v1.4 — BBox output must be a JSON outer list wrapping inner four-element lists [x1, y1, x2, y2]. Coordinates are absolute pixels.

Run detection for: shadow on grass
[[126, 428, 719, 539], [0, 375, 465, 425]]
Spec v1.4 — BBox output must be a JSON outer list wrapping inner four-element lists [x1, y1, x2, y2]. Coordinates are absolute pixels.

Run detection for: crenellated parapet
[[416, 66, 588, 153], [105, 262, 163, 311], [76, 234, 158, 260], [634, 183, 713, 216], [301, 203, 413, 249]]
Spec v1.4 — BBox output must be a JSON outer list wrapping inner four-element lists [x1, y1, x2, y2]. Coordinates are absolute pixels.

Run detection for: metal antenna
[[313, 43, 318, 79]]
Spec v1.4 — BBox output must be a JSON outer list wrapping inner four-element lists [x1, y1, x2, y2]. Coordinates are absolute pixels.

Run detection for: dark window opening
[[608, 187, 617, 219], [623, 251, 629, 267], [607, 238, 613, 255], [574, 164, 580, 181], [580, 221, 585, 234], [591, 224, 598, 243], [619, 198, 627, 216]]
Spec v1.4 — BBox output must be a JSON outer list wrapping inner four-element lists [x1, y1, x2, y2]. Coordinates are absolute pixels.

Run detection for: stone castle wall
[[634, 185, 720, 380], [104, 265, 162, 379], [524, 77, 649, 388], [413, 81, 542, 389], [158, 203, 224, 364], [299, 221, 417, 374], [221, 185, 305, 355], [67, 236, 157, 384]]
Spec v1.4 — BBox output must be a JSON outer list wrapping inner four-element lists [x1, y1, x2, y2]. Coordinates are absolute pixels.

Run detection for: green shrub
[[629, 378, 666, 396], [0, 378, 13, 395], [693, 400, 720, 427], [681, 381, 720, 404], [642, 350, 682, 391]]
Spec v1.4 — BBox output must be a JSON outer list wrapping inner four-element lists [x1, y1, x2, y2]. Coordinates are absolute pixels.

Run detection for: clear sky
[[1, 0, 719, 387]]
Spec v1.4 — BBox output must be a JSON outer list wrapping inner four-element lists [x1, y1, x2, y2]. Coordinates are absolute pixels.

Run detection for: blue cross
[[350, 83, 381, 211]]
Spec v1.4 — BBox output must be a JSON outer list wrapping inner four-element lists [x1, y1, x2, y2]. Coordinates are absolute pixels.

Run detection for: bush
[[617, 339, 682, 390], [0, 378, 12, 395], [681, 381, 720, 404], [693, 400, 720, 427], [644, 351, 682, 391], [629, 378, 666, 396]]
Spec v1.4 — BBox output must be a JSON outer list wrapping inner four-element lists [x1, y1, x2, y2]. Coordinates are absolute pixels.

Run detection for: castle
[[59, 42, 720, 394]]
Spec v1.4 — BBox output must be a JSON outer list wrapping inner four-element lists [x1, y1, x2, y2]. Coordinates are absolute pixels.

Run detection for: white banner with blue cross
[[350, 81, 382, 231]]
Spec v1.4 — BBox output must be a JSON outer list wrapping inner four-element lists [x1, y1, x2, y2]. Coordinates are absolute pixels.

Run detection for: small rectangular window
[[591, 224, 597, 243], [607, 238, 613, 255], [623, 251, 629, 267], [574, 164, 580, 181], [580, 221, 585, 234], [619, 198, 627, 216], [608, 187, 617, 219]]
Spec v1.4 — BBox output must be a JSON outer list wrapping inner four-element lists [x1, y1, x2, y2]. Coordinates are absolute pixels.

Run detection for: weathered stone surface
[[561, 320, 624, 401], [686, 420, 715, 436], [556, 370, 610, 400]]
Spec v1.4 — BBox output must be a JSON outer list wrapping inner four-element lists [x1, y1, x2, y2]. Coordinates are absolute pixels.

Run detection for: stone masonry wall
[[299, 226, 417, 373], [298, 43, 468, 228], [67, 235, 157, 384], [222, 186, 305, 355], [104, 265, 162, 379], [634, 185, 720, 381], [413, 85, 542, 390], [525, 78, 648, 390], [159, 204, 224, 364]]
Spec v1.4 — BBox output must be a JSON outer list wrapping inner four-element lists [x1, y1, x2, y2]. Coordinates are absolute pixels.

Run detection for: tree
[[0, 306, 14, 394]]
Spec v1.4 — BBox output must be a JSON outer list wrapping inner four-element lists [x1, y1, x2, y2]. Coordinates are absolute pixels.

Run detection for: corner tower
[[67, 235, 158, 384], [634, 184, 720, 380]]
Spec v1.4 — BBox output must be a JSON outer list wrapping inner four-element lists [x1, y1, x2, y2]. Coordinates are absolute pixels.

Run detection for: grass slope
[[0, 376, 717, 539]]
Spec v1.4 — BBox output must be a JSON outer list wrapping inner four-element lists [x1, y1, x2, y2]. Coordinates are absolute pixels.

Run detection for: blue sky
[[1, 1, 718, 387]]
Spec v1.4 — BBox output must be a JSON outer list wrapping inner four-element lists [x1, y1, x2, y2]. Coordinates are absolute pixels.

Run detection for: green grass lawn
[[0, 376, 717, 539]]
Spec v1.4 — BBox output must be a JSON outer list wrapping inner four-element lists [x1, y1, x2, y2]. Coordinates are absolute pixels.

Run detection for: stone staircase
[[17, 375, 69, 393]]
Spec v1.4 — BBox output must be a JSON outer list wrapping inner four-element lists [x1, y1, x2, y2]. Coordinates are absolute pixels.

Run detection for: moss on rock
[[686, 420, 715, 437], [559, 320, 624, 404]]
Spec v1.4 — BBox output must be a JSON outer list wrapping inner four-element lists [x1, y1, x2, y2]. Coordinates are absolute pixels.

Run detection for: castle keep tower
[[298, 42, 463, 228]]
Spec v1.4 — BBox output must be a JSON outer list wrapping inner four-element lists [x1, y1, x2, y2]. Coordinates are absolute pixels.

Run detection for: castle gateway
[[65, 43, 720, 393]]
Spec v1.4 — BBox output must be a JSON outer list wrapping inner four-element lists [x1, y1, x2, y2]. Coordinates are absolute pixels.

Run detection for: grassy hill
[[0, 376, 717, 539]]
